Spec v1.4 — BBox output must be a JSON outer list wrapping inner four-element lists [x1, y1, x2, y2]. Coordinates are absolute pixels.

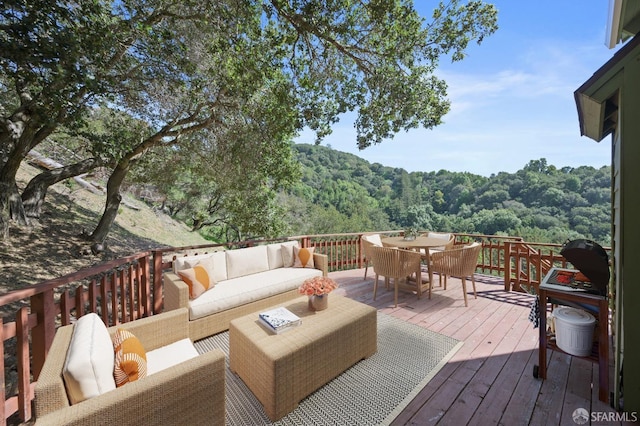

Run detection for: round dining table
[[380, 235, 448, 250], [379, 235, 448, 295]]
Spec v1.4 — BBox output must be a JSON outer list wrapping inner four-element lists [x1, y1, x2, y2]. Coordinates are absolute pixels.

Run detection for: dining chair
[[370, 246, 426, 307], [428, 242, 482, 307], [361, 233, 383, 280], [421, 232, 455, 287]]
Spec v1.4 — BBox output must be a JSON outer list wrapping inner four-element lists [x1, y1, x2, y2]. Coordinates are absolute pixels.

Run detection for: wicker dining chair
[[362, 233, 383, 280], [420, 232, 456, 287], [428, 242, 482, 307], [370, 246, 425, 307]]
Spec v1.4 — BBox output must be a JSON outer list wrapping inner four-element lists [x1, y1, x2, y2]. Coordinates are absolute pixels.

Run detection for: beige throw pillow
[[293, 246, 315, 269], [178, 256, 216, 299]]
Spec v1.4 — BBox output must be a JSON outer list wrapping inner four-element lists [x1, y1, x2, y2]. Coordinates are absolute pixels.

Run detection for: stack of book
[[258, 307, 302, 334]]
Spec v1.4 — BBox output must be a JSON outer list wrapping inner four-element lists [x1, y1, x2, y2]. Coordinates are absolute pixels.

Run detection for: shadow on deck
[[328, 268, 626, 426]]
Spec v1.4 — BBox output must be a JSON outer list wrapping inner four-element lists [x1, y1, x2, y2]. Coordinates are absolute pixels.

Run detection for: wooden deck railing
[[0, 232, 609, 424], [0, 252, 153, 425]]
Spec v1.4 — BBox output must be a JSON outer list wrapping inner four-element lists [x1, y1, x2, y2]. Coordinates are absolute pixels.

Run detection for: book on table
[[258, 307, 301, 334]]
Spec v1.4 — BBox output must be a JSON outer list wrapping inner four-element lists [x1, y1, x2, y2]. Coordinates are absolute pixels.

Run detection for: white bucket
[[552, 307, 596, 357]]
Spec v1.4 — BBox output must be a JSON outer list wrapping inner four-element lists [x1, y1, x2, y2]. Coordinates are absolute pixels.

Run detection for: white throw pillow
[[175, 252, 228, 282], [63, 313, 116, 404]]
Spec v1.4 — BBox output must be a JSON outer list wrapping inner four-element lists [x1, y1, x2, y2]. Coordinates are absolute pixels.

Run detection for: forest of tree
[[279, 144, 611, 246]]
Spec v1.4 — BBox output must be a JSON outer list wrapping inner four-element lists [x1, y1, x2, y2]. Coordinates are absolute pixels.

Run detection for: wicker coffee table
[[229, 295, 377, 421]]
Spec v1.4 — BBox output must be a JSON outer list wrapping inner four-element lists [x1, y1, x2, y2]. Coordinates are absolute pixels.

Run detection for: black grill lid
[[560, 239, 610, 285]]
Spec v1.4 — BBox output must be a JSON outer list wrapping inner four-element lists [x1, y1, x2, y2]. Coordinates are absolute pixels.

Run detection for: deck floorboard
[[327, 267, 623, 425]]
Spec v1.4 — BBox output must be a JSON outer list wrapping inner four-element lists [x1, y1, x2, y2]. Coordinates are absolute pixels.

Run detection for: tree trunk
[[89, 161, 129, 245], [0, 116, 57, 238], [0, 152, 30, 238], [0, 181, 27, 238], [22, 157, 104, 218]]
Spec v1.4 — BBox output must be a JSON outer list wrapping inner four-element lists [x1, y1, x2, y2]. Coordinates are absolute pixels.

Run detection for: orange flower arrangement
[[298, 276, 338, 296]]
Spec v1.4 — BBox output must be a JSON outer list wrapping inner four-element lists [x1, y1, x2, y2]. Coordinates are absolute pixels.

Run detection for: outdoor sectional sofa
[[163, 241, 328, 340]]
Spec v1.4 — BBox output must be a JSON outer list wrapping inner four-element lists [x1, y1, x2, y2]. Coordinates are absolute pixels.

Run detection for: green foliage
[[1, 0, 499, 241], [284, 145, 612, 245]]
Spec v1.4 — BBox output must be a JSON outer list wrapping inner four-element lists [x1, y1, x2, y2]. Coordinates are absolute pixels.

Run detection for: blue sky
[[295, 1, 618, 176]]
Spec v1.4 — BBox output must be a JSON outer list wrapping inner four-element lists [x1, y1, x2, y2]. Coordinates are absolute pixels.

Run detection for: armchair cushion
[[113, 329, 147, 387], [362, 233, 383, 246], [62, 313, 116, 404], [146, 338, 199, 375]]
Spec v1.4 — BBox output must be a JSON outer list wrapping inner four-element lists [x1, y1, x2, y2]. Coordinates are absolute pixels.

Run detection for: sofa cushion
[[173, 252, 228, 282], [226, 245, 270, 279], [63, 313, 116, 404], [178, 257, 216, 299], [146, 338, 199, 375], [188, 267, 322, 320], [293, 246, 315, 268], [267, 241, 299, 269], [112, 329, 147, 387]]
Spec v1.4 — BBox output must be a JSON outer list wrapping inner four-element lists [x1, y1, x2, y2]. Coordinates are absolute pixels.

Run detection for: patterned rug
[[195, 312, 462, 426]]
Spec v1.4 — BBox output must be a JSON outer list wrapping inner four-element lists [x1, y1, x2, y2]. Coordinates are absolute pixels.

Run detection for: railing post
[[504, 242, 511, 291], [30, 289, 56, 380], [17, 307, 31, 422], [152, 251, 163, 314], [140, 256, 151, 318], [358, 234, 364, 269]]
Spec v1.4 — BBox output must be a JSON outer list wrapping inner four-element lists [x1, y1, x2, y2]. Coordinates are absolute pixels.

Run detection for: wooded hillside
[[279, 144, 611, 245]]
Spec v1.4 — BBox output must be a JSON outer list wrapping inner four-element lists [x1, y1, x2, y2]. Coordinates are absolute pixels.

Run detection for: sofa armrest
[[34, 325, 75, 418], [112, 308, 189, 351], [313, 253, 328, 277], [163, 272, 190, 312], [36, 348, 226, 426]]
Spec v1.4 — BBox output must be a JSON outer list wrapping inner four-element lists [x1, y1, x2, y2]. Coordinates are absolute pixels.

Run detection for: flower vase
[[308, 294, 328, 311]]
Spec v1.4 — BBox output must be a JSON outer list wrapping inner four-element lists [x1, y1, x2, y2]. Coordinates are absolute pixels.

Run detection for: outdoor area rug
[[195, 312, 463, 426]]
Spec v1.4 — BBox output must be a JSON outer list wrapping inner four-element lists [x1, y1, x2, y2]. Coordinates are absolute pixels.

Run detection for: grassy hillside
[[0, 163, 210, 292]]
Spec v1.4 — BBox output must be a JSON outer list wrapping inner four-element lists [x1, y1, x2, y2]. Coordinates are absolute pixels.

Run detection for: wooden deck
[[328, 268, 628, 426]]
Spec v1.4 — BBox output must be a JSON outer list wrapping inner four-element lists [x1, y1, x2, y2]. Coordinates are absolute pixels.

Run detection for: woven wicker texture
[[361, 234, 382, 279], [164, 252, 329, 341], [370, 245, 425, 307], [429, 242, 482, 307], [228, 295, 377, 421], [422, 232, 456, 287], [34, 309, 226, 426], [195, 310, 462, 426]]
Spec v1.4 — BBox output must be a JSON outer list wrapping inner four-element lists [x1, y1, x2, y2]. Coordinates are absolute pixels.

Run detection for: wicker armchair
[[34, 309, 226, 426], [429, 242, 482, 307], [370, 245, 426, 307]]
